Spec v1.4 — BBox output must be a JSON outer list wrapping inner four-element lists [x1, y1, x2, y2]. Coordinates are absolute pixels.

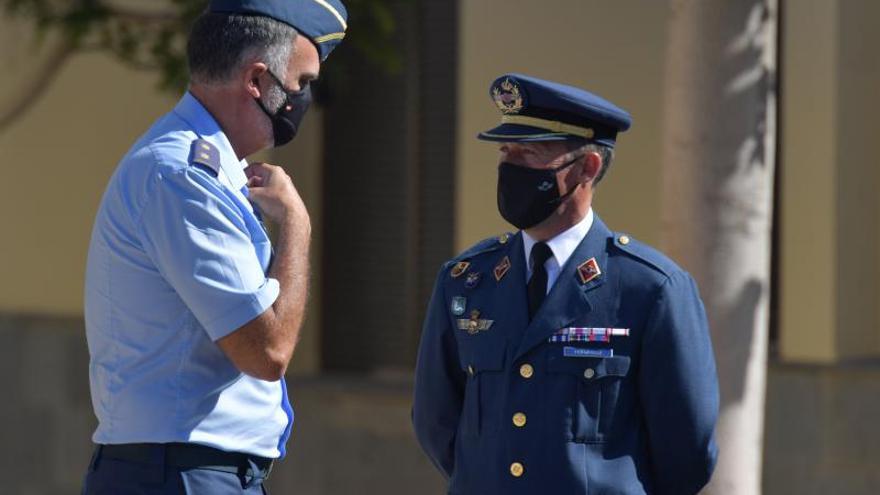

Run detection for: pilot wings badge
[[457, 309, 494, 335]]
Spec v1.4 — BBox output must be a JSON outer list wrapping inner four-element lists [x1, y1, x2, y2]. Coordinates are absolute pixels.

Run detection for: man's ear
[[244, 62, 269, 99], [580, 151, 603, 185]]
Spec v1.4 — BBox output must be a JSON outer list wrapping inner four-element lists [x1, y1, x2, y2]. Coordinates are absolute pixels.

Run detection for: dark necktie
[[528, 242, 553, 320]]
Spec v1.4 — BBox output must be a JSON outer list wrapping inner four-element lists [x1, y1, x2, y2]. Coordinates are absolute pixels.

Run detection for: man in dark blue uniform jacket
[[412, 74, 719, 495]]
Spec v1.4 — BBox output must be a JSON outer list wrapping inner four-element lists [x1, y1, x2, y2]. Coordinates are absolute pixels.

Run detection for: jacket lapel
[[492, 233, 530, 349], [514, 216, 613, 360]]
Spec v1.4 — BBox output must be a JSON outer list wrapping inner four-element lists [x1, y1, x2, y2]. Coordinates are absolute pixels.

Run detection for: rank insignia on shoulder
[[450, 261, 470, 278], [494, 256, 511, 282], [451, 296, 467, 316], [465, 271, 481, 289], [457, 309, 494, 335], [577, 257, 601, 284], [190, 139, 221, 176]]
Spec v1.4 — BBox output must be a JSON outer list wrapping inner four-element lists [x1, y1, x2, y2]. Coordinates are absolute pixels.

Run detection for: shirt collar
[[523, 208, 595, 270], [172, 92, 249, 191]]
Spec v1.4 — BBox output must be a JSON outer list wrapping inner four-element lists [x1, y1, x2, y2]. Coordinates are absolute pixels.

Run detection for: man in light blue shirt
[[82, 1, 348, 493]]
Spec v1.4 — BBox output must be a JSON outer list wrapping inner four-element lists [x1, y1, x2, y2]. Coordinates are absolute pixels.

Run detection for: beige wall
[[0, 52, 175, 315], [779, 0, 880, 362], [779, 0, 838, 362], [834, 0, 880, 359], [456, 0, 671, 250]]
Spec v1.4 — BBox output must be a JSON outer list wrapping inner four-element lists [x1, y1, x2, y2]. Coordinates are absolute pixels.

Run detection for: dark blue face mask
[[496, 155, 581, 230], [255, 69, 312, 147]]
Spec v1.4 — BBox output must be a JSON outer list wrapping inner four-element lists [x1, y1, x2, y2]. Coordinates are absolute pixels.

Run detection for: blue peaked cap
[[210, 0, 348, 61], [478, 73, 632, 147]]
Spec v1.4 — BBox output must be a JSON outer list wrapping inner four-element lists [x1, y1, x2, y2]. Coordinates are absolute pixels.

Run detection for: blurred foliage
[[1, 0, 405, 98]]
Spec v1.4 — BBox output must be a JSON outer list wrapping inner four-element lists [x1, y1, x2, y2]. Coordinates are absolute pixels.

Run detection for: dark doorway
[[320, 1, 459, 372]]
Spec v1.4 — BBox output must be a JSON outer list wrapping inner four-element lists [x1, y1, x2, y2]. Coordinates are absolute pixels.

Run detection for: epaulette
[[611, 233, 679, 278], [190, 139, 221, 177], [443, 232, 513, 270]]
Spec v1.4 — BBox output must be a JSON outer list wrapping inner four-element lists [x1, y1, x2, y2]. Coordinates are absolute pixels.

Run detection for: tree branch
[[101, 5, 177, 24], [0, 43, 74, 133]]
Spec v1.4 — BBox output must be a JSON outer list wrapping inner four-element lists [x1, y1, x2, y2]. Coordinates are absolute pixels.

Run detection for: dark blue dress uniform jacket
[[412, 216, 719, 495]]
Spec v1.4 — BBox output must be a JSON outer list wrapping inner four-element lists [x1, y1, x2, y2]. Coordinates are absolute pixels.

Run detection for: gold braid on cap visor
[[500, 115, 594, 139]]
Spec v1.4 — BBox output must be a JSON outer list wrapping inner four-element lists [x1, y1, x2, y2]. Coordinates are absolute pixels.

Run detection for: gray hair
[[187, 13, 298, 87], [566, 140, 615, 185]]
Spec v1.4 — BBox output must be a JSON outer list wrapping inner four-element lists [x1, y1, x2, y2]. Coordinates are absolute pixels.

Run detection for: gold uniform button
[[512, 412, 527, 427], [619, 235, 631, 245], [510, 462, 524, 478], [519, 363, 534, 379], [584, 368, 596, 379]]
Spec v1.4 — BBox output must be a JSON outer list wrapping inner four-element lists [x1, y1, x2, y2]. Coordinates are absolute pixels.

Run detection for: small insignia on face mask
[[538, 181, 553, 191]]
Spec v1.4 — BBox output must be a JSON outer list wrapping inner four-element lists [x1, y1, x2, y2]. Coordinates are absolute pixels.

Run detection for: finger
[[247, 176, 264, 187], [244, 162, 270, 179], [247, 187, 267, 202]]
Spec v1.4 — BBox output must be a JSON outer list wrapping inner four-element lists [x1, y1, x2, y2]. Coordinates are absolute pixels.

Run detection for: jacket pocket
[[547, 352, 630, 443], [458, 339, 506, 437]]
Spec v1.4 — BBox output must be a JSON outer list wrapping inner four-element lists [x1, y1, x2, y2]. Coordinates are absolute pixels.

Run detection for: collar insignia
[[577, 257, 602, 284], [494, 256, 511, 282]]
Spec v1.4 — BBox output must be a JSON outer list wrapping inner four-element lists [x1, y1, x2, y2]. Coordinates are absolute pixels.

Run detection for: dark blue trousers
[[81, 445, 269, 495]]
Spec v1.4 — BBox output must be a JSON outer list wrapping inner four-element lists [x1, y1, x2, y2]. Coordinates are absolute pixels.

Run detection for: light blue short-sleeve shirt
[[85, 92, 293, 458]]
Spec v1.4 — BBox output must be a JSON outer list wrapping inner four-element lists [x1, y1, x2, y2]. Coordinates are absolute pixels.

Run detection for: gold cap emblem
[[492, 78, 524, 114]]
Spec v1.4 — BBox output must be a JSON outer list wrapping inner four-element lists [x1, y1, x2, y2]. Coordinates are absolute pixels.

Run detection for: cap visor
[[477, 124, 572, 142]]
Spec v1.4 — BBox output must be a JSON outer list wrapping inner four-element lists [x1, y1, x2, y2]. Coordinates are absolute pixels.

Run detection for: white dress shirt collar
[[522, 208, 595, 286]]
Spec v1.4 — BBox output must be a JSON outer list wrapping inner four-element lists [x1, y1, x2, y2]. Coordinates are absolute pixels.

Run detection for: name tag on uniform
[[563, 346, 614, 358]]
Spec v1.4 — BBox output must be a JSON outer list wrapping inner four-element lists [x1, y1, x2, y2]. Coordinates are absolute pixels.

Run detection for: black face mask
[[497, 156, 580, 230], [255, 69, 312, 147]]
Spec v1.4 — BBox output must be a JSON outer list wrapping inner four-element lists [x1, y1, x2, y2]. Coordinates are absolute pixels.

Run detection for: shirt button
[[512, 412, 527, 428], [510, 462, 524, 478], [584, 368, 596, 379], [519, 363, 534, 379]]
